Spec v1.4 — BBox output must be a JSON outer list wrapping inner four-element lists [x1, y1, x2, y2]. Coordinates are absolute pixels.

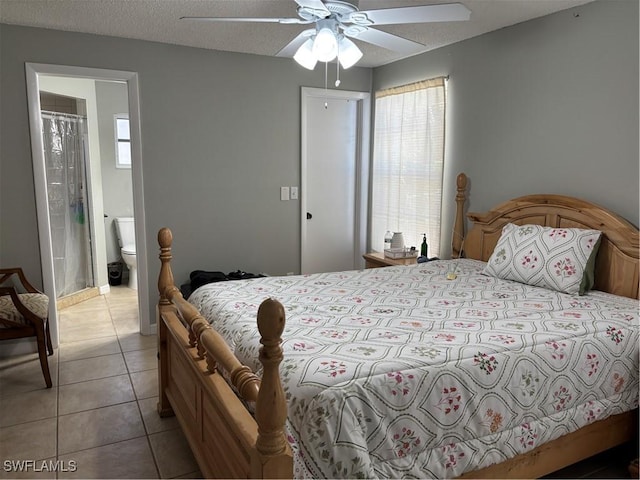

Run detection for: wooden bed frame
[[156, 173, 639, 479]]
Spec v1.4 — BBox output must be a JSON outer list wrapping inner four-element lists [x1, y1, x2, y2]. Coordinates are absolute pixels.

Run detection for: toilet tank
[[115, 217, 135, 248]]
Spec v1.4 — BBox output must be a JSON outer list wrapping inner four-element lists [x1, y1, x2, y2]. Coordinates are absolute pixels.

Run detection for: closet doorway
[[300, 87, 370, 274], [25, 63, 151, 348]]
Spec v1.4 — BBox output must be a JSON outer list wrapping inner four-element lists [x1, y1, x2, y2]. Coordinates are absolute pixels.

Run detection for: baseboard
[[99, 284, 111, 295], [141, 322, 157, 336]]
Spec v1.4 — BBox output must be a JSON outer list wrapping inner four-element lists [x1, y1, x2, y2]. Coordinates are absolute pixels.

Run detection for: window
[[114, 114, 131, 168], [371, 77, 446, 257]]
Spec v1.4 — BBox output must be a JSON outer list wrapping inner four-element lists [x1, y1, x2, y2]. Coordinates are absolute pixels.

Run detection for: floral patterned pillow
[[483, 223, 602, 295]]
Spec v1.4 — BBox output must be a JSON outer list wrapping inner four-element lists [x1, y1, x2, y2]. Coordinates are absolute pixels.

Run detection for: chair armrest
[[0, 268, 40, 293]]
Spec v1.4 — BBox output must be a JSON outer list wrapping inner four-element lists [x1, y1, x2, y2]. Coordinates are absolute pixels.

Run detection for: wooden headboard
[[454, 174, 639, 299]]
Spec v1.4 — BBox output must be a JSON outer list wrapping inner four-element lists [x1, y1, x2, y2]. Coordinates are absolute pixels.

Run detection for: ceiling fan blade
[[350, 3, 471, 26], [295, 0, 331, 18], [346, 27, 425, 55], [180, 16, 308, 25], [276, 29, 315, 57]]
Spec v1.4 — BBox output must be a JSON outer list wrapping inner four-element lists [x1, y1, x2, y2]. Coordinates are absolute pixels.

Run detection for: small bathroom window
[[114, 114, 131, 169]]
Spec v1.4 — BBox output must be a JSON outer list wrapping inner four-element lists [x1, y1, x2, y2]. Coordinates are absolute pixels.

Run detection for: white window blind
[[371, 77, 446, 257]]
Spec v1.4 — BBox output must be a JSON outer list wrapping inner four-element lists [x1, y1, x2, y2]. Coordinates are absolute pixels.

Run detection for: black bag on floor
[[182, 269, 265, 299], [190, 270, 228, 290]]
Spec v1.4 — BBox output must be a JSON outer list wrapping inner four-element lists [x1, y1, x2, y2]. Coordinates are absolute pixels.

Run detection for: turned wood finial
[[256, 298, 286, 350], [255, 298, 287, 456], [158, 228, 174, 306], [456, 172, 467, 192], [452, 173, 468, 259]]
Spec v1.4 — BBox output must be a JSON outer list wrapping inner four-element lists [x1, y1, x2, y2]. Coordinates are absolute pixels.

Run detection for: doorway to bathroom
[[25, 63, 151, 348]]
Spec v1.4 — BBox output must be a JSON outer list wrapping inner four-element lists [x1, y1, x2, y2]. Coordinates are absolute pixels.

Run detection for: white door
[[301, 88, 370, 274]]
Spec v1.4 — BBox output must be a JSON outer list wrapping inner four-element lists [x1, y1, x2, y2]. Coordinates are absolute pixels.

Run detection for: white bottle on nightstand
[[384, 231, 392, 250]]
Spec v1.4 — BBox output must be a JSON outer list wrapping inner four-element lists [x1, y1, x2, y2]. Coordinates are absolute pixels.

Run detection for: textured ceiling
[[0, 0, 595, 68]]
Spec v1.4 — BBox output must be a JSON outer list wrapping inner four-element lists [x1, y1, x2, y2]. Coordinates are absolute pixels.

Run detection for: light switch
[[290, 186, 298, 200], [280, 186, 290, 201]]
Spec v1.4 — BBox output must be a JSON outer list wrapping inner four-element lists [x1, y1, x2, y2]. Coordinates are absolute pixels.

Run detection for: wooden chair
[[0, 268, 53, 388]]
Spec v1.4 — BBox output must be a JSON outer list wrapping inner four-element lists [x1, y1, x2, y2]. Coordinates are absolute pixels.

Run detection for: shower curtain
[[41, 111, 93, 298]]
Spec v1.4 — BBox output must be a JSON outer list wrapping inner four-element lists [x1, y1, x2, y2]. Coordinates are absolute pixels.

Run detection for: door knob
[[306, 212, 312, 220]]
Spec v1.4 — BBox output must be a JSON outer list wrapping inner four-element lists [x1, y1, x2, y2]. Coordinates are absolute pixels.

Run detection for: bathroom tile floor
[[0, 285, 636, 479], [0, 286, 201, 479]]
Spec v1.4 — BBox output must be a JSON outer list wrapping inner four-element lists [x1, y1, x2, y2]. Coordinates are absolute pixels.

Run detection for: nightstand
[[363, 252, 417, 268]]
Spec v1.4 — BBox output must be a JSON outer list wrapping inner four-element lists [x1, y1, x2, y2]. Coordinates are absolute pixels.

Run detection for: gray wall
[[1, 0, 637, 321], [96, 80, 134, 264], [0, 24, 372, 303], [374, 0, 639, 235]]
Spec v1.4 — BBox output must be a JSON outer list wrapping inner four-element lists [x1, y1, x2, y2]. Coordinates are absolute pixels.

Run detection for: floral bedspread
[[189, 259, 639, 479]]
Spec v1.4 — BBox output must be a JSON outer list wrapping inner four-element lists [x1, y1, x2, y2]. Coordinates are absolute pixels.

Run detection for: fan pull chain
[[324, 61, 328, 109], [335, 41, 341, 87]]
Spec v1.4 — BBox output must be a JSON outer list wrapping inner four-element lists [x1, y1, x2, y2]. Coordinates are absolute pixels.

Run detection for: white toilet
[[115, 217, 137, 290]]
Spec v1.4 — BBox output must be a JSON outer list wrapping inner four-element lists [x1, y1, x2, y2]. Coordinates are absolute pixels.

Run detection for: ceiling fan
[[181, 1, 471, 70]]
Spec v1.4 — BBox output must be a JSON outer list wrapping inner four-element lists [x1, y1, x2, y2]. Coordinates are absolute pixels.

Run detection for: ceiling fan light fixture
[[293, 38, 317, 70], [312, 27, 338, 62], [184, 2, 474, 74], [338, 36, 363, 69]]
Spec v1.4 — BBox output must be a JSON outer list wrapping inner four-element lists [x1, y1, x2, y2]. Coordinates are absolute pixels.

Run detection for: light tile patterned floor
[[0, 286, 201, 479]]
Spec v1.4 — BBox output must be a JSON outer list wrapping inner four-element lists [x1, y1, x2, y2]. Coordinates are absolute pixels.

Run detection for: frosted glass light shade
[[338, 37, 363, 69], [293, 38, 317, 70], [293, 29, 364, 70], [313, 27, 338, 62]]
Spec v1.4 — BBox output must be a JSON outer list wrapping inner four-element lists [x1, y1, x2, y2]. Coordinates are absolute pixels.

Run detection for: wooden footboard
[[156, 228, 293, 478]]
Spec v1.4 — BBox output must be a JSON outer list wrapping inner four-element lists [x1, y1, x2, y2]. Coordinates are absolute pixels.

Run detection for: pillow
[[484, 223, 602, 295]]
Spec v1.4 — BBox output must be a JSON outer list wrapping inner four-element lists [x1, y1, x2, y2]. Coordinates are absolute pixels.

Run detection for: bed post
[[252, 298, 293, 478], [452, 173, 468, 259], [157, 227, 175, 418]]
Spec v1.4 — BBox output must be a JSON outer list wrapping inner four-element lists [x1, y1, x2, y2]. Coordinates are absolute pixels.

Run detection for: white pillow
[[483, 223, 601, 295]]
